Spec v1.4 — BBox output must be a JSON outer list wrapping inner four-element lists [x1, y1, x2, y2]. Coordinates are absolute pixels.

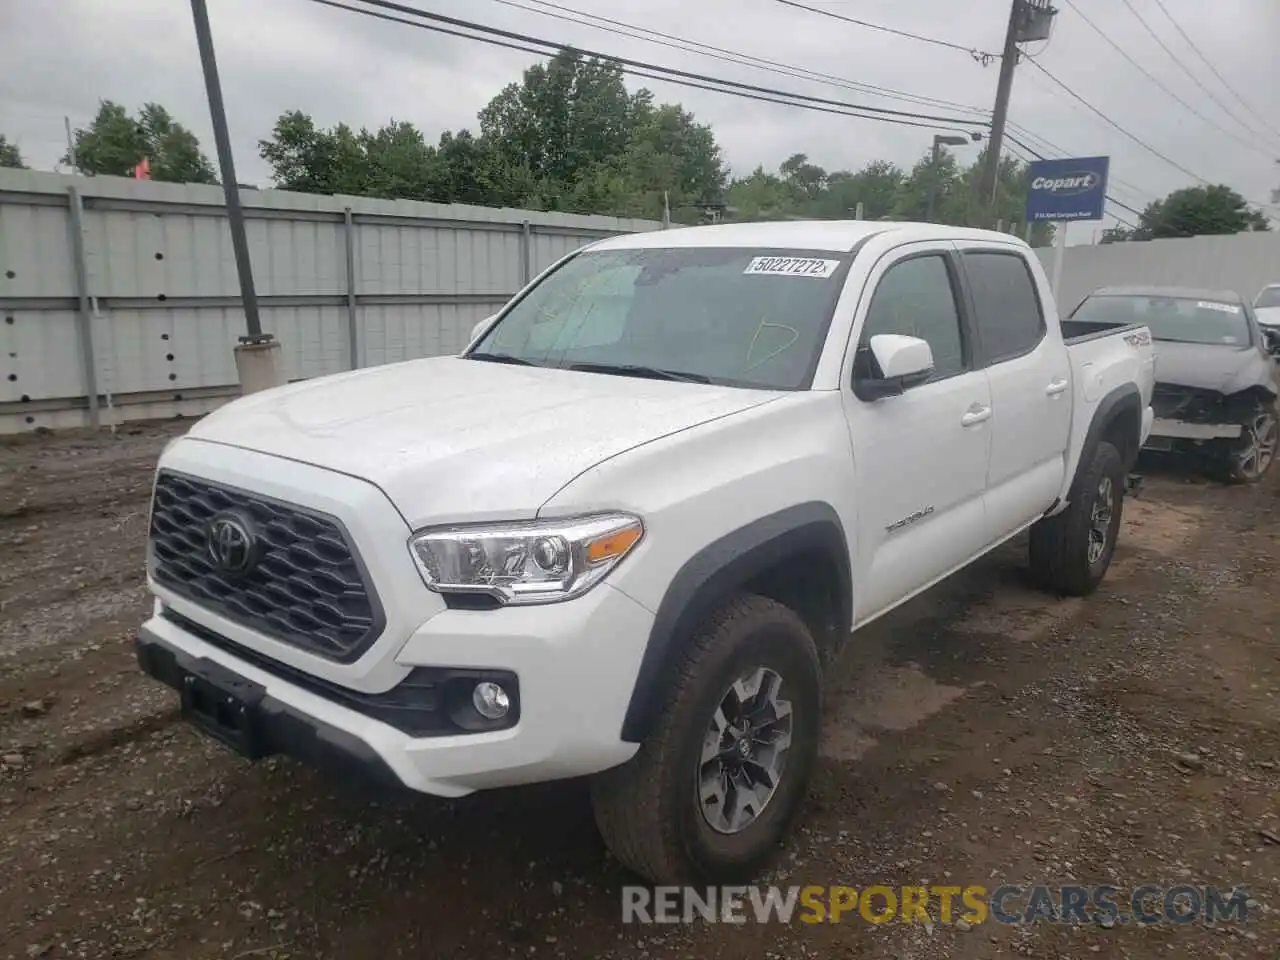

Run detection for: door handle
[[960, 404, 991, 427], [1045, 377, 1069, 396]]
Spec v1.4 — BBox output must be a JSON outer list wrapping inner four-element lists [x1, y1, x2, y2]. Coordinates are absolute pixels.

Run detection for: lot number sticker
[[1197, 300, 1241, 314], [744, 256, 841, 278]]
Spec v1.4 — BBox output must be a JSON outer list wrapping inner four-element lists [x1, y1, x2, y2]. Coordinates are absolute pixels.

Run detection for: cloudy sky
[[2, 0, 1277, 243]]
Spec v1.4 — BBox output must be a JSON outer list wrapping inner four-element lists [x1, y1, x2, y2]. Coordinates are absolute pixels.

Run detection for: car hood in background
[[1152, 340, 1276, 395], [1255, 305, 1280, 328]]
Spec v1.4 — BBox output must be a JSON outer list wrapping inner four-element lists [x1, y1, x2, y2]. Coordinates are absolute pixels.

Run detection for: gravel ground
[[1, 421, 1277, 960]]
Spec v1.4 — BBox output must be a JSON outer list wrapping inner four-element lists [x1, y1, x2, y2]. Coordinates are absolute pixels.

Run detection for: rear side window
[[963, 251, 1046, 365]]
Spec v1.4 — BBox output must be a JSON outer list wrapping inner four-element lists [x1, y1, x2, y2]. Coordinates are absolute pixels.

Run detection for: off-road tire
[[1028, 440, 1125, 597], [590, 594, 822, 885]]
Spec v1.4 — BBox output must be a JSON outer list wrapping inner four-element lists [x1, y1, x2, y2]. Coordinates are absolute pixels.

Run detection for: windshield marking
[[1196, 300, 1240, 314], [742, 256, 841, 278]]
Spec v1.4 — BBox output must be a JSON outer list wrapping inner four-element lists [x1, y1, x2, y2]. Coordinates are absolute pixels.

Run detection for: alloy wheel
[[697, 666, 793, 835], [1087, 475, 1114, 565]]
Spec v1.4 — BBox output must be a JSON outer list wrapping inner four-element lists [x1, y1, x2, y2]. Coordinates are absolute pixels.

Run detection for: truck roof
[[588, 220, 1030, 253], [1091, 284, 1243, 304]]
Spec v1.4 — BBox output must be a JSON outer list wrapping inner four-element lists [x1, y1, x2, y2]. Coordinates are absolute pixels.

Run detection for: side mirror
[[854, 334, 935, 401], [471, 314, 498, 343]]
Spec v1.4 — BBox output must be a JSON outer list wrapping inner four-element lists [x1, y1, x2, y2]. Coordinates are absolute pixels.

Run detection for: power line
[[490, 0, 1158, 208], [1022, 61, 1276, 212], [1149, 0, 1280, 143], [1059, 0, 1276, 158], [307, 0, 989, 133], [486, 0, 996, 118], [1116, 0, 1270, 149], [1009, 70, 1164, 205], [1020, 57, 1210, 185], [338, 0, 990, 129], [772, 0, 999, 62], [315, 0, 1247, 216]]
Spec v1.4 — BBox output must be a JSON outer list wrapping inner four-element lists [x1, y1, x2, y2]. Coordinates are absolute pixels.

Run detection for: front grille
[[148, 470, 383, 662], [1152, 384, 1225, 422]]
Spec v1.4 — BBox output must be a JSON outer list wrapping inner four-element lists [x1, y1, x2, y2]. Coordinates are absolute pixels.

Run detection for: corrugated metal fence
[[5, 166, 1276, 435], [0, 169, 661, 434], [1033, 230, 1280, 315]]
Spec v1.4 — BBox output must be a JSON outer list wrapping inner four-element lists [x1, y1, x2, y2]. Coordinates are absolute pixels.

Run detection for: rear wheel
[[1028, 440, 1125, 596], [590, 594, 821, 884]]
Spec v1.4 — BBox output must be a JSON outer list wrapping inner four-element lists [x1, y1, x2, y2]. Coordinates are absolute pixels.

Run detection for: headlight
[[408, 513, 644, 605]]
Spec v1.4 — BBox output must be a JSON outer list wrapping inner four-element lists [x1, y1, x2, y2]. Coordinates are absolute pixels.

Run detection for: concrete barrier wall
[[1033, 230, 1280, 315]]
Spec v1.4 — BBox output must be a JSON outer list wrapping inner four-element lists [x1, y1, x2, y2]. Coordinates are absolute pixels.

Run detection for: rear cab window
[[962, 250, 1046, 365], [472, 247, 855, 390]]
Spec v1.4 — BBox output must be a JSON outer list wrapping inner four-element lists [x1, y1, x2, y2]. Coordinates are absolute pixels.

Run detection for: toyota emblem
[[206, 514, 257, 575]]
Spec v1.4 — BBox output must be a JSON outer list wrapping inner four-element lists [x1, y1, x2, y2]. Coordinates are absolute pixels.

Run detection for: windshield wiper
[[568, 361, 711, 384], [468, 352, 537, 366]]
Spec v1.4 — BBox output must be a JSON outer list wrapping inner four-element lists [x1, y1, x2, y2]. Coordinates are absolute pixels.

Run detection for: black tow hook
[[1125, 473, 1144, 498]]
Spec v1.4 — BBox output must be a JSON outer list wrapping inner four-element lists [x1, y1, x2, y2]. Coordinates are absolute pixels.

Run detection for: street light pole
[[189, 0, 286, 392], [926, 134, 972, 222]]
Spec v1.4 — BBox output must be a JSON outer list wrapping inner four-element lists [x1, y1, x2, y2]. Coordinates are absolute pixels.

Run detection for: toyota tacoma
[[136, 221, 1155, 884]]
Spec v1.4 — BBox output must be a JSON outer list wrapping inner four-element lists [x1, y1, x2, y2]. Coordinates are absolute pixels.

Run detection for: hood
[[186, 356, 781, 527], [1152, 339, 1275, 395], [1256, 305, 1280, 328]]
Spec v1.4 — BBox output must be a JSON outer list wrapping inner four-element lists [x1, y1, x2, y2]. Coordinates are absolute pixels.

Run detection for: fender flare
[[619, 502, 852, 743], [1071, 382, 1142, 496]]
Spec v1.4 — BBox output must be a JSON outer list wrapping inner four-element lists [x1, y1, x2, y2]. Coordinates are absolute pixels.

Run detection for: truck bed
[[1061, 318, 1145, 345]]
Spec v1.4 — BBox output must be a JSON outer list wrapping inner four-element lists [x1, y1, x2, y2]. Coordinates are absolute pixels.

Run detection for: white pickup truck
[[137, 221, 1154, 884]]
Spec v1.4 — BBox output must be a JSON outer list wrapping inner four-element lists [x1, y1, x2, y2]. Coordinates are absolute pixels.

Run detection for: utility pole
[[64, 117, 77, 174], [978, 0, 1057, 212], [189, 0, 286, 393]]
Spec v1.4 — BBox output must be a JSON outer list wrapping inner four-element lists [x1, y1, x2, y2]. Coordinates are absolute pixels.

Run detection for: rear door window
[[963, 251, 1046, 365]]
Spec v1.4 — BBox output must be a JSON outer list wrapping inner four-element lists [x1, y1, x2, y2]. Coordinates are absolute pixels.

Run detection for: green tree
[[357, 120, 442, 201], [0, 136, 26, 169], [893, 148, 963, 222], [817, 161, 905, 220], [259, 111, 368, 195], [65, 101, 216, 183], [1131, 184, 1269, 239], [725, 166, 793, 220], [480, 49, 645, 188]]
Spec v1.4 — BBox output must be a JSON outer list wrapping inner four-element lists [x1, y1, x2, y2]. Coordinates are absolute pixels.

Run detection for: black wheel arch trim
[[1073, 382, 1142, 493], [619, 501, 852, 743]]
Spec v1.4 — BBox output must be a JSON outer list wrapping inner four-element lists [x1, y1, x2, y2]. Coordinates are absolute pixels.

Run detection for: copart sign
[[1024, 156, 1110, 222]]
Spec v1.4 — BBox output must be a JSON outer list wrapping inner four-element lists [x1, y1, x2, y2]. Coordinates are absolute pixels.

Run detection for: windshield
[[470, 246, 853, 389], [1071, 293, 1252, 346], [1255, 286, 1280, 309]]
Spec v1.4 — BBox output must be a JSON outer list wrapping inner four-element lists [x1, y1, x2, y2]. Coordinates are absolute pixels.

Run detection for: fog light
[[472, 681, 510, 720]]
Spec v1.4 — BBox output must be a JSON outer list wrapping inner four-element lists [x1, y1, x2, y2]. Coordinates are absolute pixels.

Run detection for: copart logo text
[[1030, 172, 1099, 195]]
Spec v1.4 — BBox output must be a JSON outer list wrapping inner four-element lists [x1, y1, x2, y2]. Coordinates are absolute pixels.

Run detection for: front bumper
[[1148, 417, 1242, 441], [138, 580, 654, 798], [136, 630, 405, 790]]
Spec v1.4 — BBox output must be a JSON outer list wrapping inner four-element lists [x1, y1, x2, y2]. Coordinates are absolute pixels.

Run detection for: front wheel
[[1028, 440, 1125, 597], [1221, 407, 1278, 484], [590, 594, 821, 884]]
